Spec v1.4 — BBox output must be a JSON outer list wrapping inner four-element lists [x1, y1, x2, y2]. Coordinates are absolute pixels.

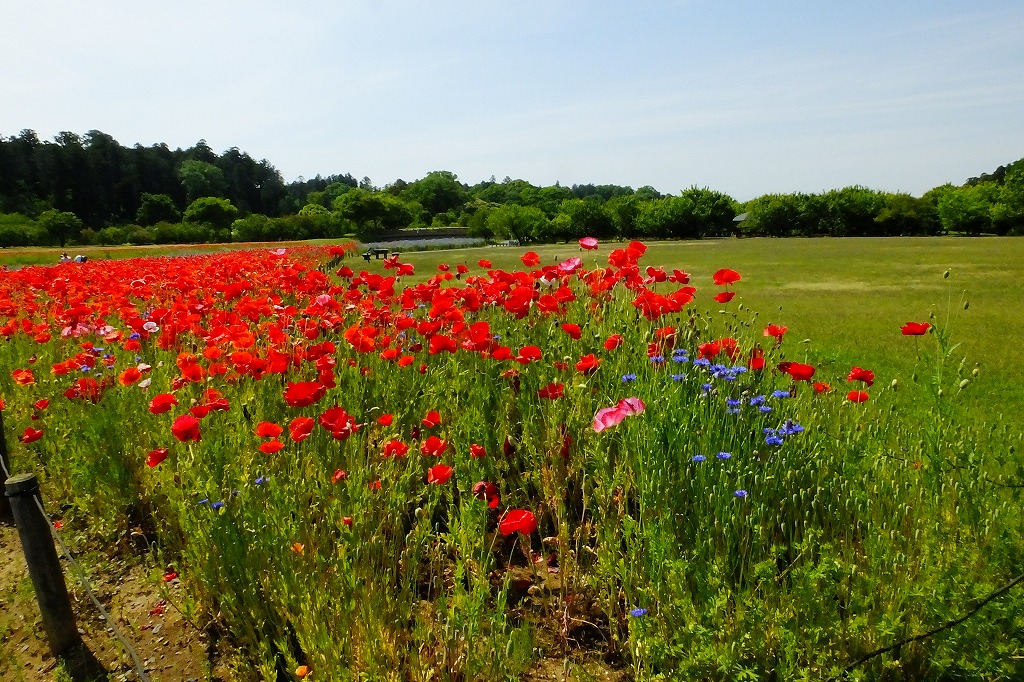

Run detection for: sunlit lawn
[[4, 236, 1020, 431], [363, 236, 1023, 435]]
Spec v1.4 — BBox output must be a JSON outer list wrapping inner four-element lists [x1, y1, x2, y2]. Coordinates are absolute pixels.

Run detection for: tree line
[[1, 129, 1022, 248]]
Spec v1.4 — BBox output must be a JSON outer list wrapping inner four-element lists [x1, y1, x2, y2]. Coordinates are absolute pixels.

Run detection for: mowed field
[[4, 236, 1020, 429], [357, 236, 1023, 434]]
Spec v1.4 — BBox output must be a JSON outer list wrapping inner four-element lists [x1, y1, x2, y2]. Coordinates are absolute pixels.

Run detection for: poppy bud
[[959, 379, 969, 390], [963, 301, 969, 310], [891, 379, 898, 391], [943, 270, 950, 279]]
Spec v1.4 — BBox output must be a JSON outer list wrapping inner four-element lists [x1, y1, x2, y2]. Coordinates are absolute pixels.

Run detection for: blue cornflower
[[749, 395, 766, 406], [734, 490, 748, 498], [701, 383, 713, 393], [211, 501, 226, 510], [198, 498, 210, 506], [726, 407, 741, 415], [716, 452, 732, 460], [692, 454, 706, 462], [764, 429, 784, 446], [129, 332, 141, 341], [650, 355, 665, 363], [726, 398, 742, 407], [629, 607, 648, 618], [693, 358, 711, 368], [621, 373, 638, 383], [779, 420, 805, 436], [672, 352, 689, 363], [670, 374, 686, 382], [254, 476, 268, 485], [80, 365, 91, 372], [732, 366, 748, 375], [759, 405, 773, 413], [772, 390, 790, 399]]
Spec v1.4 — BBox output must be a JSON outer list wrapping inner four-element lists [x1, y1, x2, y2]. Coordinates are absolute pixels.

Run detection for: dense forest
[[1, 129, 1022, 247]]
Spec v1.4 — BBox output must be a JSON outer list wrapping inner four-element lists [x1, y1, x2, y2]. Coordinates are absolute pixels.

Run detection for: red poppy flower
[[118, 367, 142, 386], [603, 334, 623, 350], [901, 322, 931, 336], [12, 368, 35, 386], [473, 481, 500, 508], [382, 440, 409, 458], [712, 268, 741, 286], [515, 346, 542, 364], [189, 405, 213, 419], [579, 236, 599, 250], [260, 440, 285, 454], [764, 324, 787, 341], [33, 399, 49, 411], [332, 469, 348, 483], [714, 291, 736, 303], [289, 416, 316, 442], [146, 448, 169, 467], [469, 443, 486, 459], [575, 353, 601, 375], [847, 366, 875, 386], [255, 421, 284, 438], [427, 464, 454, 485], [499, 509, 538, 536], [377, 413, 393, 426], [813, 382, 832, 394], [560, 323, 581, 340], [171, 414, 201, 442], [668, 269, 690, 284], [283, 381, 327, 407], [478, 259, 492, 268], [780, 361, 815, 381], [697, 341, 720, 359], [847, 390, 870, 403], [422, 410, 441, 428], [420, 435, 448, 457], [748, 348, 766, 371], [521, 251, 541, 267], [538, 383, 564, 400], [20, 427, 44, 443]]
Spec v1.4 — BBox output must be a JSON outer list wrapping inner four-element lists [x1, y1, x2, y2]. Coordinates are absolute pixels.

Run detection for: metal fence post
[[5, 472, 83, 657]]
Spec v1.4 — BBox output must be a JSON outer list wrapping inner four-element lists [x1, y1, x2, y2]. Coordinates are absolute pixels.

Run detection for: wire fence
[[1, 442, 152, 682]]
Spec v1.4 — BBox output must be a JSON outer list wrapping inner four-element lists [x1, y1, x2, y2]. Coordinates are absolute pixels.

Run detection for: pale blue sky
[[3, 1, 1022, 200]]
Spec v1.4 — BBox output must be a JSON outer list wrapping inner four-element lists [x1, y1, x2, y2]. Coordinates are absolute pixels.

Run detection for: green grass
[[2, 236, 1021, 680], [354, 236, 1024, 433]]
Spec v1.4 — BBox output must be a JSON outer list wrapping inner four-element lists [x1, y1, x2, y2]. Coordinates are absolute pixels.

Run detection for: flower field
[[1, 239, 1022, 680]]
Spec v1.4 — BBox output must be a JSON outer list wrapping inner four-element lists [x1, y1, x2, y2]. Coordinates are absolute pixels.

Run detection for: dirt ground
[[0, 522, 208, 682]]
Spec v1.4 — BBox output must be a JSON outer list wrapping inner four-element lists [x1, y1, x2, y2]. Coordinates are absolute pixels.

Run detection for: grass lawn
[[357, 236, 1023, 436], [4, 235, 1020, 431]]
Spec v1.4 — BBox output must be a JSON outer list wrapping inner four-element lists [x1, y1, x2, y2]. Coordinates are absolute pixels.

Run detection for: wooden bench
[[362, 248, 391, 261]]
